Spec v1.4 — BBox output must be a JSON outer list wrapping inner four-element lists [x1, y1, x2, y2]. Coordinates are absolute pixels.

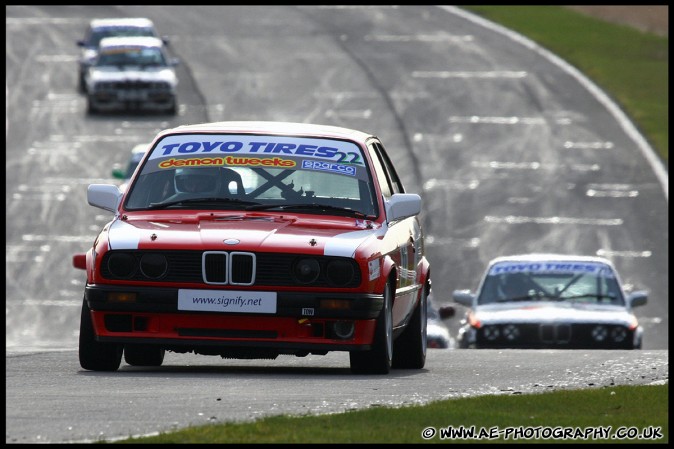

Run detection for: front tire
[[166, 98, 177, 115], [79, 299, 122, 371], [350, 282, 393, 374], [86, 97, 98, 115], [78, 73, 86, 93], [392, 282, 427, 369], [633, 332, 643, 349]]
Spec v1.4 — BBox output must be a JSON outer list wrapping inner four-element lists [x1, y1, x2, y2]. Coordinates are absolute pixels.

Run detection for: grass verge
[[110, 384, 667, 444]]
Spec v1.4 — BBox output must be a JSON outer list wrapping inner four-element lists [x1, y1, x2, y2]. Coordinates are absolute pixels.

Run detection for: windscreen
[[124, 133, 378, 218], [477, 260, 625, 306], [95, 45, 166, 67], [88, 27, 155, 47]]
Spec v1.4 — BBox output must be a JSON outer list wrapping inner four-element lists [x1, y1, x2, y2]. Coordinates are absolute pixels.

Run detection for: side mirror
[[452, 289, 474, 307], [627, 290, 648, 308], [88, 184, 122, 212], [385, 193, 421, 224], [169, 57, 180, 67], [161, 36, 170, 45]]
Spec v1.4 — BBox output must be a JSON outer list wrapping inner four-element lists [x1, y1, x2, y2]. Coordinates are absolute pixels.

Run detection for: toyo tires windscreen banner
[[143, 134, 370, 182]]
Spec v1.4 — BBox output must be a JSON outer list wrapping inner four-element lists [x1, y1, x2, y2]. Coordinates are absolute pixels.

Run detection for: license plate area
[[178, 289, 277, 313]]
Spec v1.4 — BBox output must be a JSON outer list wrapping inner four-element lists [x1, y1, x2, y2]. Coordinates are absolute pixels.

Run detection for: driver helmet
[[174, 167, 220, 195], [498, 272, 528, 299]]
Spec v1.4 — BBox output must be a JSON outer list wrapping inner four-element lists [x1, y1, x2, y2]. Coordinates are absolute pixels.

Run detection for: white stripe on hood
[[323, 227, 384, 257], [108, 219, 141, 250]]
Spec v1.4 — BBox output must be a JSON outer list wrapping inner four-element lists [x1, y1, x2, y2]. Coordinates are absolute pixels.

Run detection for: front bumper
[[88, 90, 175, 111], [85, 284, 383, 352], [458, 322, 638, 349]]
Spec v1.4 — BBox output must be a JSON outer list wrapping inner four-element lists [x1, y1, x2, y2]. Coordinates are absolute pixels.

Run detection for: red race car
[[73, 121, 431, 374]]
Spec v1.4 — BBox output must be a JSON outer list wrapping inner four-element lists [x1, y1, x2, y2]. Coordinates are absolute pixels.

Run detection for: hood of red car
[[105, 213, 382, 257]]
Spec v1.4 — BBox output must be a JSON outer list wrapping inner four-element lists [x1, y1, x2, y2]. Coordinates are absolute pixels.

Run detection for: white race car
[[453, 254, 648, 349], [85, 36, 178, 114], [76, 18, 168, 93]]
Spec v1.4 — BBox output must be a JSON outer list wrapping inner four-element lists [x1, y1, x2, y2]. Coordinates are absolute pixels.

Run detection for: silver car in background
[[453, 254, 648, 349], [85, 36, 179, 114], [76, 17, 168, 92]]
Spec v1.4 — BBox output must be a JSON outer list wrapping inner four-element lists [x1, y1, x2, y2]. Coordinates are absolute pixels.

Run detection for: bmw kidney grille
[[203, 251, 255, 285]]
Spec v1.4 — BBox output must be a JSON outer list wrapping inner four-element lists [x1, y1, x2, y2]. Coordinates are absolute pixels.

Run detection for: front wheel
[[86, 97, 98, 115], [79, 299, 122, 371], [78, 74, 86, 93], [350, 282, 393, 374], [165, 97, 177, 115], [392, 282, 427, 369]]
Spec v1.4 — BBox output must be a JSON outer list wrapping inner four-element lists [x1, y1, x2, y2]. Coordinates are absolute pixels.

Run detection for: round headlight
[[502, 324, 520, 341], [107, 252, 137, 278], [483, 325, 500, 341], [293, 258, 320, 284], [591, 325, 608, 342], [326, 259, 355, 286], [140, 253, 168, 279], [610, 326, 627, 343]]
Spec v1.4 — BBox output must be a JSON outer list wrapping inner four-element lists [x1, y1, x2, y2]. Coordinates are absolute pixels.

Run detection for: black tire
[[457, 336, 470, 349], [350, 282, 393, 374], [124, 344, 165, 366], [165, 97, 177, 115], [79, 299, 122, 371], [78, 74, 86, 93], [86, 97, 97, 115], [392, 283, 427, 369]]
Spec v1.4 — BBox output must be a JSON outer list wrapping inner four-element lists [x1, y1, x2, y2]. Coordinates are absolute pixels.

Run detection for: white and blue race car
[[453, 254, 648, 349], [76, 18, 168, 93], [85, 36, 179, 114]]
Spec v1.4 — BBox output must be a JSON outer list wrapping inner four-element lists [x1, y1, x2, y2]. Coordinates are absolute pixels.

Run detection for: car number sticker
[[178, 289, 277, 313]]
